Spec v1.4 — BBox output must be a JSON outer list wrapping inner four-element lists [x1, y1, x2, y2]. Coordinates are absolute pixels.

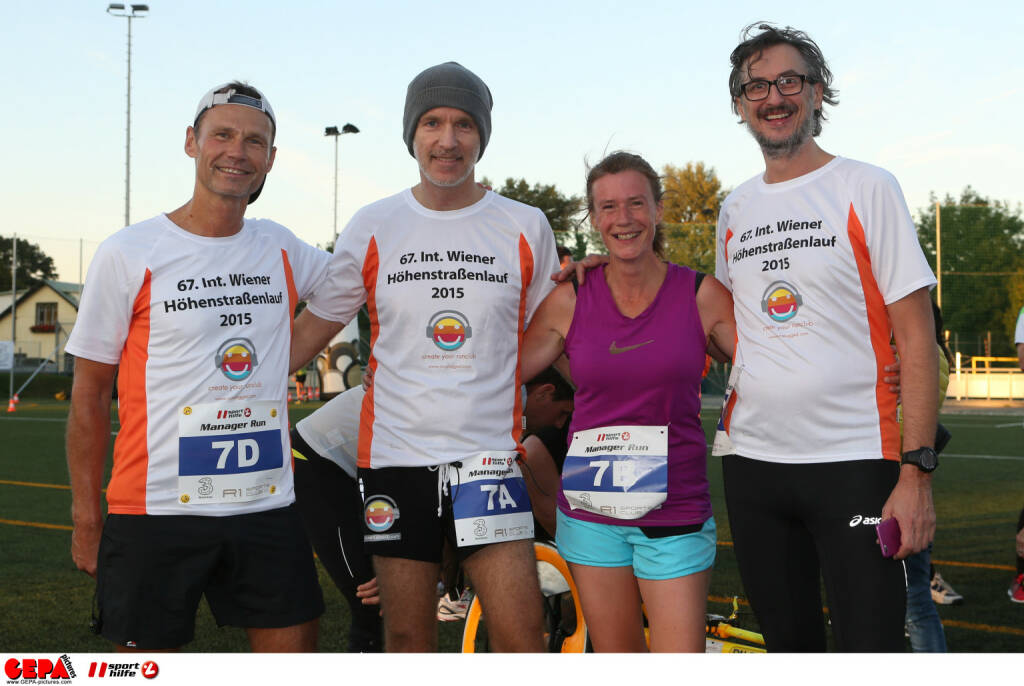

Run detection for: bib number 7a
[[451, 452, 534, 546]]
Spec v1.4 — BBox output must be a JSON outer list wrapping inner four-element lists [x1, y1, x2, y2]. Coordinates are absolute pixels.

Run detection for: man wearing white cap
[[66, 82, 327, 651], [291, 62, 556, 652]]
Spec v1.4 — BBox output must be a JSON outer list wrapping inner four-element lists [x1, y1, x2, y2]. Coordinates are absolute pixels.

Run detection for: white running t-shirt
[[66, 214, 330, 515], [306, 189, 559, 469], [714, 157, 936, 464]]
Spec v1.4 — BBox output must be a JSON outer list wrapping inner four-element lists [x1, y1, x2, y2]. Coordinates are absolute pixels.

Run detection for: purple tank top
[[558, 263, 711, 526]]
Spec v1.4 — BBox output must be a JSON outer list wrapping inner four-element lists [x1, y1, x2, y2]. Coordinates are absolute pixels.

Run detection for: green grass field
[[1, 399, 1021, 652]]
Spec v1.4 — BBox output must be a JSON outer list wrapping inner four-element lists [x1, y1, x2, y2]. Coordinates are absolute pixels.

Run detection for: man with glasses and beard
[[712, 24, 939, 651]]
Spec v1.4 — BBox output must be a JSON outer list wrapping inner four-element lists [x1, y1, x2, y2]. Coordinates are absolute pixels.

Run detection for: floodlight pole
[[9, 235, 15, 401], [324, 123, 360, 247], [935, 201, 942, 308], [107, 4, 149, 227]]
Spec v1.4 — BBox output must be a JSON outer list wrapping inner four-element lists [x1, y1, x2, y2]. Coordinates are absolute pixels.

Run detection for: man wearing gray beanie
[[403, 61, 493, 161], [291, 62, 559, 651]]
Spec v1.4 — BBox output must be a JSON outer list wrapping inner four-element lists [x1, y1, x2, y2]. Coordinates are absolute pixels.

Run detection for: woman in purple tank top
[[522, 152, 736, 652]]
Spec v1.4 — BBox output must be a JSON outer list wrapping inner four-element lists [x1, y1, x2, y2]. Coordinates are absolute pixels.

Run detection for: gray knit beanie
[[403, 62, 493, 161]]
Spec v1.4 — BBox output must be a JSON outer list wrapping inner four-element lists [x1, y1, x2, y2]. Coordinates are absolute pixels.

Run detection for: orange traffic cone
[[313, 387, 320, 401], [6, 397, 15, 413], [287, 390, 292, 402], [12, 393, 19, 404]]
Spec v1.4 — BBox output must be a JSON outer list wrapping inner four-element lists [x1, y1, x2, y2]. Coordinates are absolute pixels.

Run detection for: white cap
[[193, 82, 276, 130]]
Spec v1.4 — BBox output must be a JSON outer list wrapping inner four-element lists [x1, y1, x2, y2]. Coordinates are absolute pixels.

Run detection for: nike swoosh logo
[[609, 340, 654, 355]]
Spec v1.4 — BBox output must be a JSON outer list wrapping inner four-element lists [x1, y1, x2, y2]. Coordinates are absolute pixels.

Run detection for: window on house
[[35, 302, 57, 326]]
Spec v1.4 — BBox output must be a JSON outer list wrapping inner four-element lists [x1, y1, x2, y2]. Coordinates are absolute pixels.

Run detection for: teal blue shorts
[[555, 510, 716, 580]]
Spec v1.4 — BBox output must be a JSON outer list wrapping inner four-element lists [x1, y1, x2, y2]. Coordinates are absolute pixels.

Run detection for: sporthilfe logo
[[86, 661, 158, 678], [364, 496, 399, 532], [426, 310, 472, 351], [215, 338, 259, 381], [760, 281, 803, 323]]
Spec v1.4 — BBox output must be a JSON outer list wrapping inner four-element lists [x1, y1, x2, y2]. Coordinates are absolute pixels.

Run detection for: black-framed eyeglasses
[[739, 74, 813, 101]]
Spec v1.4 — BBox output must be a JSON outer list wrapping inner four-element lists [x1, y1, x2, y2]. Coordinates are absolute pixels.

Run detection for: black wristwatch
[[901, 447, 939, 473]]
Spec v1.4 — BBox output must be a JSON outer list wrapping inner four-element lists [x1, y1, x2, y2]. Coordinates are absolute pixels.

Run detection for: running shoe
[[930, 571, 964, 605], [437, 589, 472, 622], [1009, 573, 1024, 604]]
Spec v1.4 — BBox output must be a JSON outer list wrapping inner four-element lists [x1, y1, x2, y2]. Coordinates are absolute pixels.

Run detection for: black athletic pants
[[722, 455, 906, 652], [291, 430, 382, 652]]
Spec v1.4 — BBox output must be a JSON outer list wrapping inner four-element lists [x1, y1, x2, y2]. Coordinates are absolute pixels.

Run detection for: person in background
[[557, 245, 573, 269], [1010, 304, 1024, 603]]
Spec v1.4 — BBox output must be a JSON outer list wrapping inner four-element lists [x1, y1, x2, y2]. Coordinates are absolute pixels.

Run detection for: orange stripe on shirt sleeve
[[847, 204, 901, 461], [107, 269, 152, 514], [281, 249, 299, 470], [281, 248, 299, 332], [512, 234, 535, 455], [357, 237, 380, 470]]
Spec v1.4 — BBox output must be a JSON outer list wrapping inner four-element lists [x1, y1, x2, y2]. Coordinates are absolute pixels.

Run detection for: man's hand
[[361, 365, 373, 392], [355, 577, 380, 606], [550, 254, 608, 285], [66, 357, 116, 578], [884, 344, 901, 398], [71, 519, 103, 577], [881, 466, 935, 559]]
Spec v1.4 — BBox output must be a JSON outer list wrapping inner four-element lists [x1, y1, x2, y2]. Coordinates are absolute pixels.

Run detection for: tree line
[[8, 174, 1022, 356]]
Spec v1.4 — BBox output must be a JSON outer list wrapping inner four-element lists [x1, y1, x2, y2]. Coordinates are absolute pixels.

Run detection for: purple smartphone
[[876, 518, 902, 558]]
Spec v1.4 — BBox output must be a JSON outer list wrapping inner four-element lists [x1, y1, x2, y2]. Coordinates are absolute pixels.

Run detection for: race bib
[[562, 425, 668, 519], [451, 452, 534, 547], [177, 401, 284, 505]]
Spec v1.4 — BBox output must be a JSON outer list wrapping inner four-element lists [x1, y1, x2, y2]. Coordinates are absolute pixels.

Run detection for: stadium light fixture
[[107, 3, 150, 227], [324, 123, 360, 246]]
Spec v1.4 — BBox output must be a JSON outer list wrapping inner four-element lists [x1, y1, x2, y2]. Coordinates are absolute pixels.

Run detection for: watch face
[[921, 449, 938, 469], [906, 448, 938, 471]]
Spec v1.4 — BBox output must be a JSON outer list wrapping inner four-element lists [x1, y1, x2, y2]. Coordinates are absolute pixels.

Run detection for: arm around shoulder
[[696, 275, 736, 362], [522, 281, 575, 383], [291, 309, 346, 374]]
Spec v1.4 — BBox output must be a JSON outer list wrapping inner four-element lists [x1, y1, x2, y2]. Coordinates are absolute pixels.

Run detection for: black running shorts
[[357, 465, 488, 564], [95, 504, 324, 650]]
